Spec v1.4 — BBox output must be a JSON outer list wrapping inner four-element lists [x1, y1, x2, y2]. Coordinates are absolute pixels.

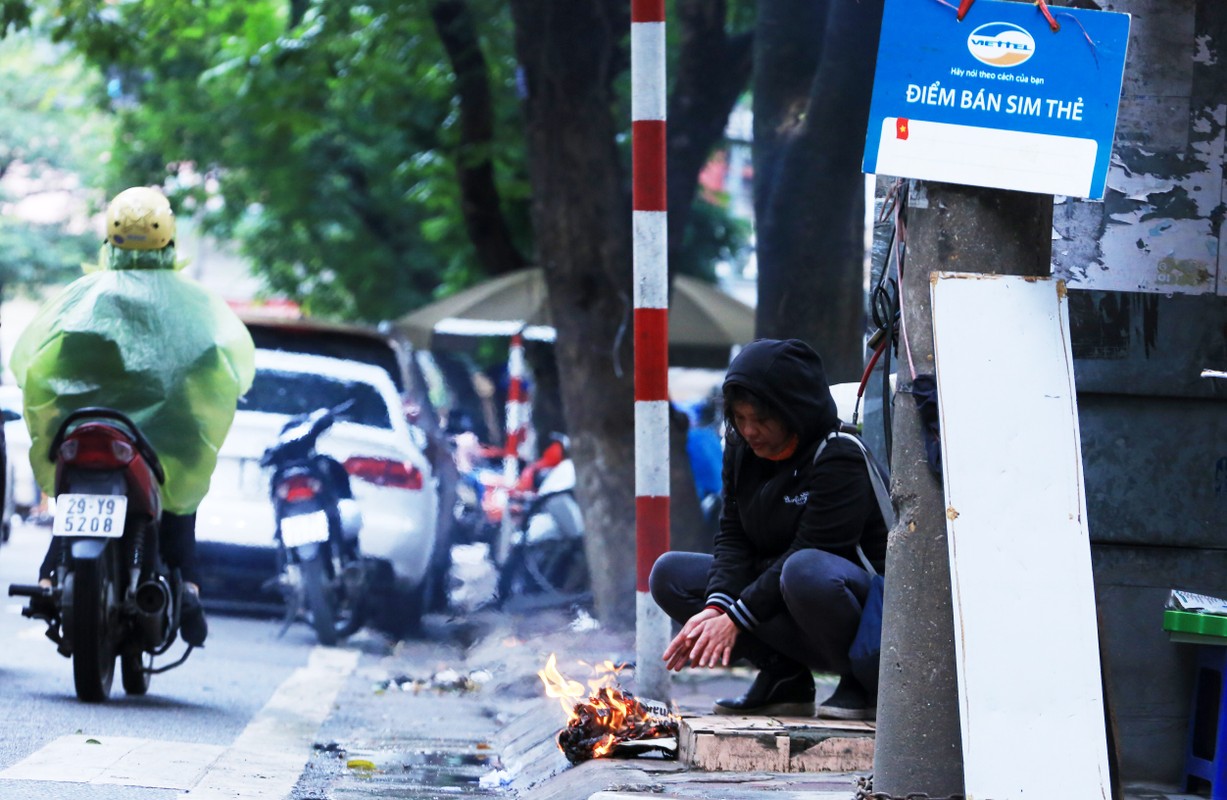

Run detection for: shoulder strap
[[813, 430, 895, 576]]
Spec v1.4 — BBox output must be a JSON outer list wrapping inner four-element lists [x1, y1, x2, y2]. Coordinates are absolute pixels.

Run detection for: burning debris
[[538, 654, 679, 765]]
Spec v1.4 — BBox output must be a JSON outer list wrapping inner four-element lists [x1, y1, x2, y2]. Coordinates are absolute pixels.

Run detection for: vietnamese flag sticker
[[896, 117, 909, 140]]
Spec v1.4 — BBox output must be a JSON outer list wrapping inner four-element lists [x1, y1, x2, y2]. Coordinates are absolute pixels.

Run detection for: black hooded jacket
[[705, 339, 888, 632]]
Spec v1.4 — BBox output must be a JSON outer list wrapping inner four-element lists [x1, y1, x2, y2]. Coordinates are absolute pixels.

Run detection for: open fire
[[538, 654, 679, 764]]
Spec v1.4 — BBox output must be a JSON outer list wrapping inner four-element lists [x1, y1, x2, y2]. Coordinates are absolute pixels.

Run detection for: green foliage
[[676, 195, 753, 283], [4, 0, 745, 323], [39, 0, 531, 324], [0, 0, 30, 36], [0, 216, 96, 291], [0, 31, 111, 178], [0, 29, 112, 297]]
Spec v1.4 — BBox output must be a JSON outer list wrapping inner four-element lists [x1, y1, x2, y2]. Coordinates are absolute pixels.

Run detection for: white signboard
[[931, 273, 1111, 799]]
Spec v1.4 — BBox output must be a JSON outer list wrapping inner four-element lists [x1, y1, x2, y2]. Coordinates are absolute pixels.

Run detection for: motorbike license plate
[[52, 494, 128, 538], [280, 511, 330, 548]]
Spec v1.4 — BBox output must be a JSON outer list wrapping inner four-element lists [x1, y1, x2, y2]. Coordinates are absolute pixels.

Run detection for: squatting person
[[650, 338, 887, 719]]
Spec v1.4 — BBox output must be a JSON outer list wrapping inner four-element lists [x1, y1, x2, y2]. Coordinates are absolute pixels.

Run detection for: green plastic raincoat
[[10, 247, 255, 514]]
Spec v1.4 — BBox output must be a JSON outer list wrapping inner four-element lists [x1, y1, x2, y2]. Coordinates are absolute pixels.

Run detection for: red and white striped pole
[[497, 331, 528, 565], [632, 0, 670, 701]]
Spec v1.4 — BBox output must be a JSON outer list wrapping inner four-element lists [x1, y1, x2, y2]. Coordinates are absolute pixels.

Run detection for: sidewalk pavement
[[456, 604, 869, 800], [357, 604, 1200, 800]]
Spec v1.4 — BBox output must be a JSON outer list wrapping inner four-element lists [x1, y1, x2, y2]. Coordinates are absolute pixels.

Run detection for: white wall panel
[[931, 273, 1111, 799]]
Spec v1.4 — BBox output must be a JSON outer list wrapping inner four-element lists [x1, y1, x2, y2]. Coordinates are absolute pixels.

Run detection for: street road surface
[[0, 520, 507, 800]]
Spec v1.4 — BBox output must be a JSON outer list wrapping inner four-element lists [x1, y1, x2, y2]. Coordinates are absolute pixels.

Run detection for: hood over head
[[722, 338, 839, 446]]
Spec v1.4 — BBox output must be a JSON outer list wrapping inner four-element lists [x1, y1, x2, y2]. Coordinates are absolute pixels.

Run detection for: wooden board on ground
[[931, 273, 1111, 799], [679, 715, 874, 773]]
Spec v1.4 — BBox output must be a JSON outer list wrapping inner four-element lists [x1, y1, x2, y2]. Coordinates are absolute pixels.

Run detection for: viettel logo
[[967, 22, 1036, 67]]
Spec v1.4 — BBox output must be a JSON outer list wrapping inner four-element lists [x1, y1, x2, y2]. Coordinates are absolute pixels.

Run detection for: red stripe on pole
[[634, 308, 669, 401], [631, 0, 665, 23], [504, 333, 525, 459], [632, 121, 667, 212], [636, 495, 670, 590]]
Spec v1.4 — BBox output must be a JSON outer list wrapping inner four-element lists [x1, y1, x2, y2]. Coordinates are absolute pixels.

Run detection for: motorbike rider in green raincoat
[[11, 187, 255, 647]]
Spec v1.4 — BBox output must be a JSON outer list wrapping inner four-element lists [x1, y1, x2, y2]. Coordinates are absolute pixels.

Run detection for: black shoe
[[816, 675, 875, 720], [180, 589, 208, 648], [713, 666, 815, 716]]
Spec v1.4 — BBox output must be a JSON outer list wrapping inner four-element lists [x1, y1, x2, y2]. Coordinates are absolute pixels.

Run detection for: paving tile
[[679, 715, 874, 773]]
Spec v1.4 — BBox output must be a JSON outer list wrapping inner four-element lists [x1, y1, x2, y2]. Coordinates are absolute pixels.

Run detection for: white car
[[0, 384, 33, 531], [195, 349, 439, 636]]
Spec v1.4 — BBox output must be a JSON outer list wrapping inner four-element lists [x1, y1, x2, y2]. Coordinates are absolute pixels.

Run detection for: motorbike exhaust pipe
[[134, 576, 172, 647], [136, 578, 170, 615]]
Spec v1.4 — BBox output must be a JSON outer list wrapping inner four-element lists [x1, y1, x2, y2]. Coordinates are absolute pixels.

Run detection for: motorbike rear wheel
[[300, 554, 365, 646], [523, 539, 590, 596], [120, 644, 151, 696], [497, 492, 590, 606], [331, 556, 366, 640], [70, 556, 117, 702], [496, 538, 590, 606], [302, 556, 339, 647]]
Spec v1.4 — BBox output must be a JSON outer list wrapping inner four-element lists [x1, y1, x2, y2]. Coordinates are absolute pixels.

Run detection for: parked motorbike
[[448, 431, 507, 548], [9, 407, 191, 702], [260, 403, 368, 646], [495, 449, 589, 606]]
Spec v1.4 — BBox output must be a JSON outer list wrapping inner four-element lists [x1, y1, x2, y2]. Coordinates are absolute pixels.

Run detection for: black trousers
[[649, 549, 871, 675], [39, 511, 199, 585]]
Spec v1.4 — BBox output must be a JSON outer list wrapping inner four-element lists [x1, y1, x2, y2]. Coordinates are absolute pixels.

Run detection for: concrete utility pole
[[873, 180, 1053, 797]]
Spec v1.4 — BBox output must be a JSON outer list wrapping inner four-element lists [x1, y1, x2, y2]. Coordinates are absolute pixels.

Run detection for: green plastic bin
[[1165, 609, 1227, 645]]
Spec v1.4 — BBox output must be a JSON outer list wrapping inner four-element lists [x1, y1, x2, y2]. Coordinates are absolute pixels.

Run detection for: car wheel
[[381, 580, 426, 640], [365, 562, 425, 640]]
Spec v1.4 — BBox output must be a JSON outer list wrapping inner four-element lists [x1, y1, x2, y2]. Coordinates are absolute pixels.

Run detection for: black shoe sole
[[712, 700, 816, 717], [816, 703, 876, 721]]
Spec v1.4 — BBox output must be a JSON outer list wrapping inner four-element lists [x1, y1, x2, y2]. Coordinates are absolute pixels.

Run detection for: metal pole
[[631, 0, 671, 701], [497, 331, 527, 565]]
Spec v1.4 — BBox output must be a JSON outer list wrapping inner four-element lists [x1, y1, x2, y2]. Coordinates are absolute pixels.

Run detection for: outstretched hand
[[662, 608, 739, 671]]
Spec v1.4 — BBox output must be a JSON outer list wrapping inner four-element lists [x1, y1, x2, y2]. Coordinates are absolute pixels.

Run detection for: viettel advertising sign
[[862, 0, 1130, 200]]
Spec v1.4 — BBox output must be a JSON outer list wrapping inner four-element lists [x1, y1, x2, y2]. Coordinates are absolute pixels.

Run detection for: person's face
[[731, 401, 791, 459]]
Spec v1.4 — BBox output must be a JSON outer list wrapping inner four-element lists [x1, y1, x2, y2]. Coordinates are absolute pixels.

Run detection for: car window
[[239, 369, 393, 429], [245, 322, 406, 393]]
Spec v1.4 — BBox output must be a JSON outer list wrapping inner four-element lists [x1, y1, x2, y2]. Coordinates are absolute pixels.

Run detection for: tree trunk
[[525, 341, 565, 444], [666, 0, 753, 257], [508, 0, 638, 629], [431, 0, 528, 276], [874, 181, 1053, 796], [752, 0, 884, 384], [663, 0, 751, 560]]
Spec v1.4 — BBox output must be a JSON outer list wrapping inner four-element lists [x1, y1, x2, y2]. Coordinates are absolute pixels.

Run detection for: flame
[[585, 660, 623, 694], [593, 733, 617, 758], [539, 655, 679, 764], [538, 653, 587, 717]]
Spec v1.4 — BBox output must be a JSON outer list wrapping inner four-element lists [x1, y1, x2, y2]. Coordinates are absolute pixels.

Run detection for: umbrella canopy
[[395, 267, 755, 369]]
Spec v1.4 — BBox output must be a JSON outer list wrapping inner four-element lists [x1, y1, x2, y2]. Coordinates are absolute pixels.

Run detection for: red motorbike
[[9, 408, 193, 702]]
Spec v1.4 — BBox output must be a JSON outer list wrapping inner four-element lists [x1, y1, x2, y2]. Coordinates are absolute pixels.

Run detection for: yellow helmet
[[105, 187, 175, 250]]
